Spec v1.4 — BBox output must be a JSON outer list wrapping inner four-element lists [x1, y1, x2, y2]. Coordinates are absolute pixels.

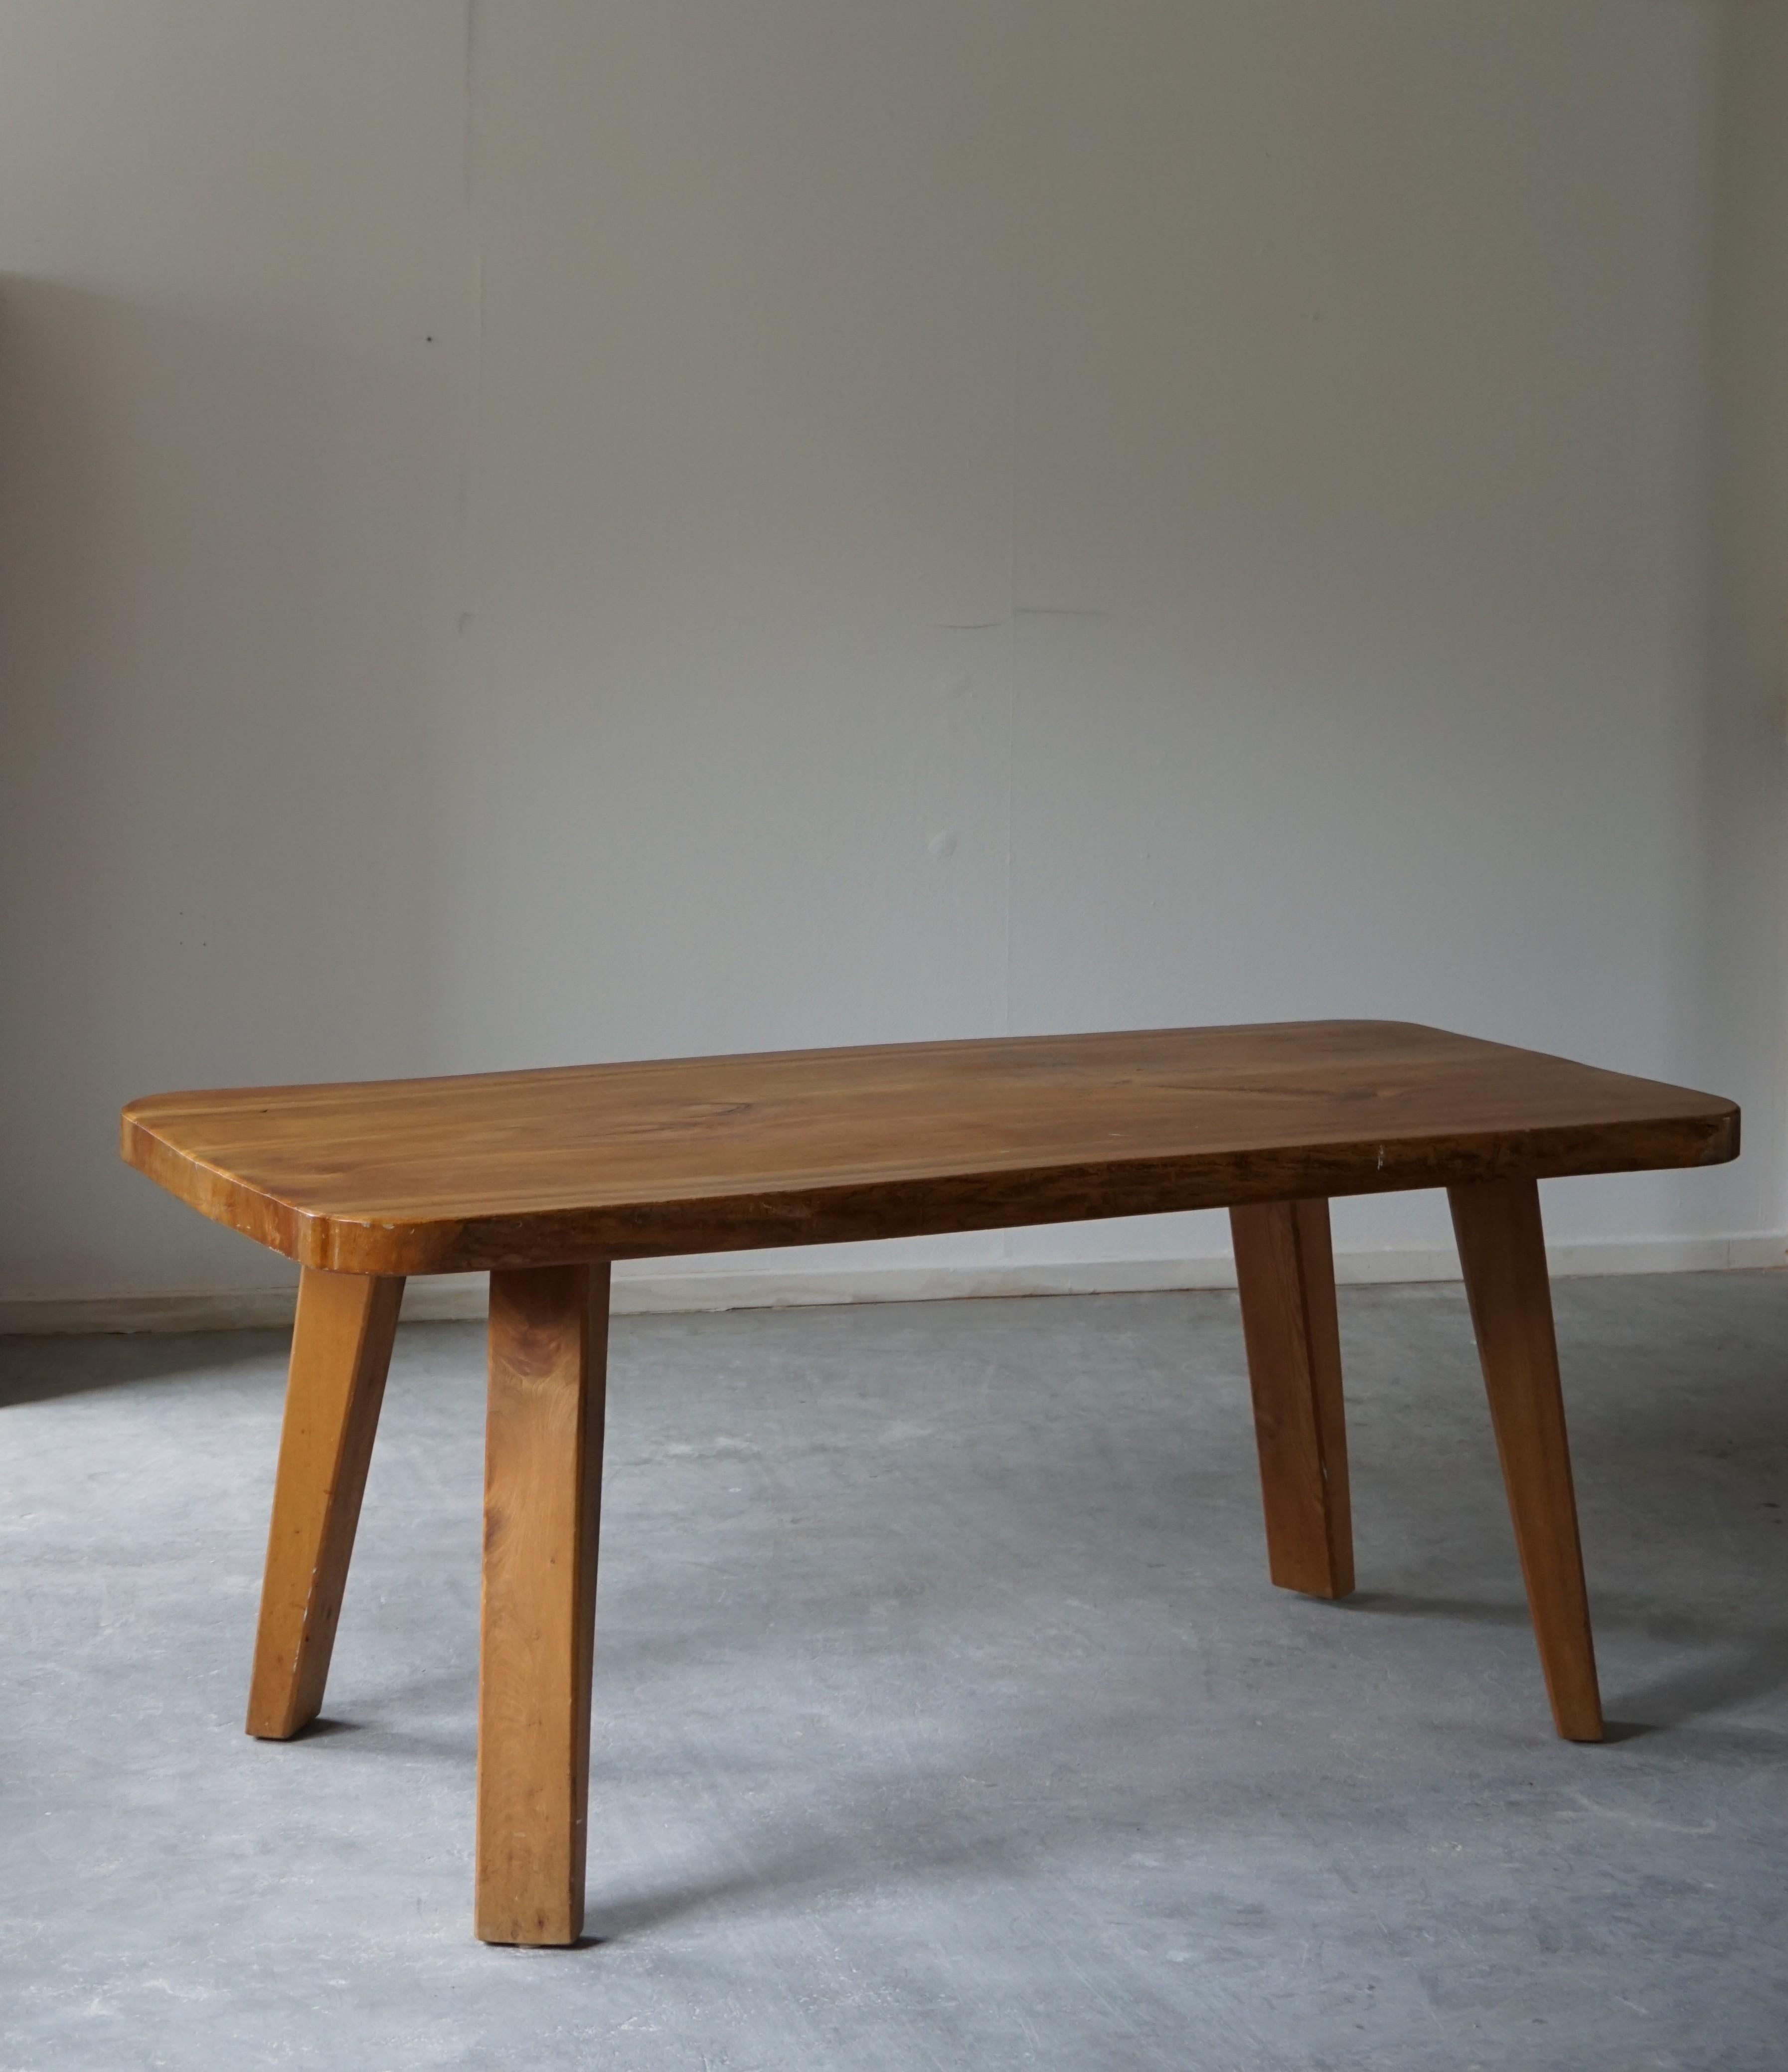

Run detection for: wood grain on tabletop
[[119, 1020, 1738, 1277]]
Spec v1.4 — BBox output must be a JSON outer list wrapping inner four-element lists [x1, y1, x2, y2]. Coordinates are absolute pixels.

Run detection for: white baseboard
[[2, 1233, 1783, 1336]]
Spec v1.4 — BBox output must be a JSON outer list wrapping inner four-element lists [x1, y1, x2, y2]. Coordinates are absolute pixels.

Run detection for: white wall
[[2, 0, 1783, 1321]]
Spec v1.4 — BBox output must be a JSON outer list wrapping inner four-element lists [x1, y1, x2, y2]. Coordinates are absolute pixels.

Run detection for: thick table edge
[[120, 1103, 1739, 1278], [122, 1111, 310, 1263]]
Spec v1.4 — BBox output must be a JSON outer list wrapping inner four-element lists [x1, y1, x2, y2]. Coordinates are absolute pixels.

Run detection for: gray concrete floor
[[1, 1276, 1785, 2071]]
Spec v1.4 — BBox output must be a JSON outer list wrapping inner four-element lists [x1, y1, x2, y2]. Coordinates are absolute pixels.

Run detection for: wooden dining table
[[121, 1018, 1738, 1944]]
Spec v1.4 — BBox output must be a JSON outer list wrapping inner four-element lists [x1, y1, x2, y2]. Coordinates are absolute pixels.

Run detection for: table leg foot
[[1449, 1177, 1604, 1743], [476, 1262, 609, 1946], [1231, 1197, 1354, 1598], [246, 1269, 405, 1739]]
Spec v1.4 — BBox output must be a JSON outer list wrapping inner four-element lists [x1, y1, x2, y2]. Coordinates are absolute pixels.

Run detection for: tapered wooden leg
[[246, 1268, 405, 1739], [1449, 1177, 1603, 1743], [476, 1262, 609, 1946], [1230, 1198, 1354, 1599]]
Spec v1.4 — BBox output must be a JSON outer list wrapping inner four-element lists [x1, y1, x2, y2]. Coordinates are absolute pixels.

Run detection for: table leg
[[246, 1268, 405, 1739], [1448, 1177, 1603, 1742], [1230, 1198, 1354, 1599], [476, 1262, 609, 1945]]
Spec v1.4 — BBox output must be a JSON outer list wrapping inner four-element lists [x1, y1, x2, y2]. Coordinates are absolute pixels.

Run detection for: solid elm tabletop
[[120, 1019, 1738, 1277]]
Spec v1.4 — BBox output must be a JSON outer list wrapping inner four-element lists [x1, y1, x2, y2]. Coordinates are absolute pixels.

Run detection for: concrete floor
[[0, 1276, 1784, 2071]]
